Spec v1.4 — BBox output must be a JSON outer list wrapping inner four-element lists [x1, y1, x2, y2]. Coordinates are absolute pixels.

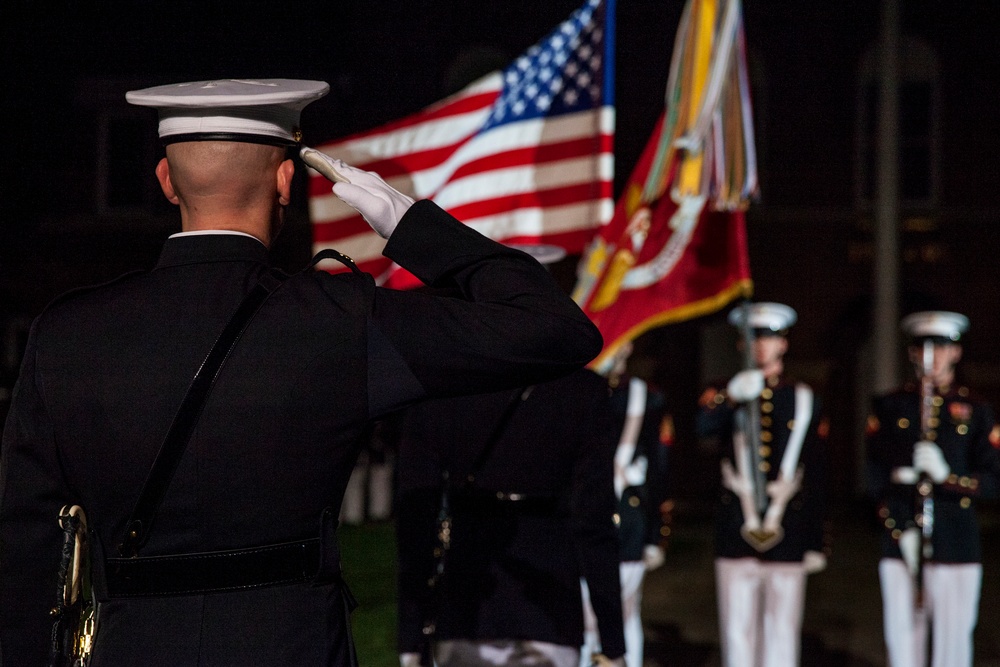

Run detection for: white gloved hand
[[399, 653, 423, 667], [643, 544, 666, 571], [803, 550, 827, 574], [913, 440, 950, 484], [899, 527, 920, 576], [726, 369, 765, 403], [301, 148, 414, 239]]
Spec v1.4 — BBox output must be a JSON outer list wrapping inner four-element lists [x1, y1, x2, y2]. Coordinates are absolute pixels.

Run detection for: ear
[[155, 158, 179, 205], [277, 158, 294, 206], [949, 345, 963, 366], [777, 337, 789, 355]]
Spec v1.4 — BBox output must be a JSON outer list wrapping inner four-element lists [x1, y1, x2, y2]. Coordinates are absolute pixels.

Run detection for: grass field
[[340, 522, 400, 666]]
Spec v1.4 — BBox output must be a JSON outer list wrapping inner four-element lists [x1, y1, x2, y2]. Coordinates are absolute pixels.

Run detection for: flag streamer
[[573, 0, 757, 371]]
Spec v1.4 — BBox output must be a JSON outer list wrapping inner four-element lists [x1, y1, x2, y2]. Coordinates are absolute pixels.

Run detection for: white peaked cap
[[727, 302, 797, 334], [126, 79, 329, 146], [901, 311, 969, 342], [506, 243, 568, 266]]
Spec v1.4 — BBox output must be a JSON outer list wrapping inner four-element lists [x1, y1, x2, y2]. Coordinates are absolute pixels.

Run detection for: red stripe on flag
[[311, 215, 370, 244], [444, 135, 612, 185], [446, 183, 607, 222]]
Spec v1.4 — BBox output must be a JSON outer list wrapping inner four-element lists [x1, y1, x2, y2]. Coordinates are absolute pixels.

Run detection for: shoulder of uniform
[[39, 270, 147, 321]]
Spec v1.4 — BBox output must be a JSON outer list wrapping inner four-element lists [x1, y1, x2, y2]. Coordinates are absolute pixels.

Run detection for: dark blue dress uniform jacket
[[866, 383, 1000, 563], [696, 377, 827, 562], [395, 369, 626, 659], [0, 200, 602, 667]]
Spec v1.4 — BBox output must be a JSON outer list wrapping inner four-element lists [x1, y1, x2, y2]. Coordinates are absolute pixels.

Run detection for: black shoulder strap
[[463, 385, 534, 486], [309, 249, 362, 274], [118, 270, 286, 557]]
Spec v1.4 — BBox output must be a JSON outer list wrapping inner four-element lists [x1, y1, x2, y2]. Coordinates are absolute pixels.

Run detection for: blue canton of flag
[[486, 0, 611, 130]]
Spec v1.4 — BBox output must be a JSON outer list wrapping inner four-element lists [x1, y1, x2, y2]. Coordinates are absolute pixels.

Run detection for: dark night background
[[2, 1, 1000, 662]]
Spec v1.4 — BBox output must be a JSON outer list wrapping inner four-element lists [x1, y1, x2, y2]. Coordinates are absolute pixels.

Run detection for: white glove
[[301, 148, 414, 239], [899, 527, 920, 575], [399, 653, 422, 667], [913, 440, 950, 484], [643, 544, 665, 571], [726, 369, 765, 403], [803, 550, 827, 574]]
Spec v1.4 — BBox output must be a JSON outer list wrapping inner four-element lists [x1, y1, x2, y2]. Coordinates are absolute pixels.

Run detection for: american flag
[[308, 0, 615, 288]]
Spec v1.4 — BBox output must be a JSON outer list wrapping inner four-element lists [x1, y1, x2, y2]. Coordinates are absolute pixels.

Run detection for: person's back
[[396, 368, 626, 667], [0, 79, 602, 666]]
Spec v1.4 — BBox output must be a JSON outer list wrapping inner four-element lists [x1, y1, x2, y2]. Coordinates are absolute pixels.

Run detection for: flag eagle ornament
[[573, 0, 756, 372], [307, 0, 616, 289]]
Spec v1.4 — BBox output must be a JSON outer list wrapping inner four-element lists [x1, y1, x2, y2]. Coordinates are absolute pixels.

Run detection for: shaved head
[[157, 141, 294, 244], [166, 141, 286, 209]]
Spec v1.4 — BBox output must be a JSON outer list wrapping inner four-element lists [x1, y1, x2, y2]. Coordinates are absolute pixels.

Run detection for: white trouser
[[427, 639, 579, 667], [580, 561, 647, 667], [715, 557, 806, 667], [878, 558, 982, 667]]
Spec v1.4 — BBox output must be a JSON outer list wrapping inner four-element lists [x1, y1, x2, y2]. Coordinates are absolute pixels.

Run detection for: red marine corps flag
[[573, 0, 755, 371], [307, 0, 615, 288]]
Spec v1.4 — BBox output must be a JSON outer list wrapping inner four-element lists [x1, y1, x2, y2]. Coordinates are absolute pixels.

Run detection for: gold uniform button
[[660, 526, 672, 537], [957, 424, 969, 435], [761, 431, 773, 443], [759, 461, 771, 473], [897, 418, 910, 429], [928, 417, 939, 428], [891, 529, 902, 540], [959, 387, 970, 397], [787, 420, 796, 430], [932, 396, 944, 407], [761, 402, 774, 414], [927, 430, 937, 440], [628, 496, 641, 508], [761, 388, 773, 400], [761, 416, 773, 427], [961, 497, 972, 509], [759, 446, 771, 457], [885, 518, 896, 529]]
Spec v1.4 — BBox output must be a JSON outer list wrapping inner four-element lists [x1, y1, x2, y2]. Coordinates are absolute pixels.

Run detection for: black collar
[[155, 234, 270, 270]]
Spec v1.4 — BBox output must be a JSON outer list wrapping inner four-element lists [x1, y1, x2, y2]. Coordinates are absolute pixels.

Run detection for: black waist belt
[[104, 538, 325, 597]]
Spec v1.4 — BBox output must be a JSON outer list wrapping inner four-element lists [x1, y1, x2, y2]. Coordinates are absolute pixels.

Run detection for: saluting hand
[[301, 148, 415, 239]]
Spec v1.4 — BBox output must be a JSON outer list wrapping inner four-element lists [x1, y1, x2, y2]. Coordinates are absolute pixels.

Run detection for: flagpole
[[873, 0, 901, 395]]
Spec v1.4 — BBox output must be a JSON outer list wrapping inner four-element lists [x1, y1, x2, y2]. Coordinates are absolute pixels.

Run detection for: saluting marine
[[696, 302, 828, 667], [866, 311, 1000, 667], [0, 80, 602, 666]]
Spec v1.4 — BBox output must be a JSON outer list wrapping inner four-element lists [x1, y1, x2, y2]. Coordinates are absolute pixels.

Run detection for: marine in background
[[581, 340, 672, 667], [696, 302, 829, 667], [866, 310, 1000, 667]]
